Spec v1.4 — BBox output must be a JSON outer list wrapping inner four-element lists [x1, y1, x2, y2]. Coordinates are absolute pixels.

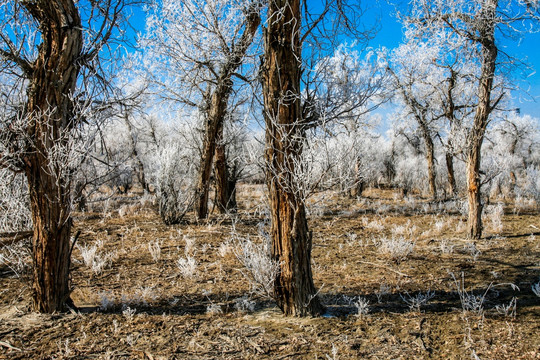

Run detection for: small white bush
[[76, 242, 115, 275], [495, 297, 517, 318], [377, 235, 415, 262], [484, 203, 504, 234], [0, 241, 32, 277], [206, 303, 223, 315], [400, 290, 435, 312], [439, 239, 455, 254], [122, 306, 136, 322], [148, 239, 162, 262], [532, 282, 540, 297], [233, 230, 279, 299], [177, 255, 198, 279], [234, 296, 256, 313], [354, 297, 370, 316], [99, 291, 116, 311], [375, 283, 391, 303], [218, 241, 232, 257]]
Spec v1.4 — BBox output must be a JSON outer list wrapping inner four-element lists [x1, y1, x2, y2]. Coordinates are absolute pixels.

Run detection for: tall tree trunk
[[444, 69, 458, 199], [195, 94, 224, 219], [262, 0, 323, 317], [466, 0, 498, 240], [419, 122, 437, 200], [23, 0, 82, 312], [194, 9, 261, 220], [214, 122, 237, 213], [349, 157, 364, 198], [445, 151, 457, 198]]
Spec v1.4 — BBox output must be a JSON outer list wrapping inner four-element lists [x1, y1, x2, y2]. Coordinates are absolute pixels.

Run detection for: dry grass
[[0, 185, 539, 359]]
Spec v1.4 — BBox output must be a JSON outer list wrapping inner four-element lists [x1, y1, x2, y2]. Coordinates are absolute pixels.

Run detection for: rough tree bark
[[418, 119, 437, 200], [466, 0, 499, 239], [443, 69, 459, 198], [195, 8, 260, 219], [22, 0, 83, 312], [262, 0, 324, 317], [445, 151, 457, 197], [214, 122, 237, 213]]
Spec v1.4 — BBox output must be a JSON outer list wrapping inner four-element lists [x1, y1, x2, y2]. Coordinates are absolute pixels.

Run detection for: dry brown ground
[[1, 185, 539, 359]]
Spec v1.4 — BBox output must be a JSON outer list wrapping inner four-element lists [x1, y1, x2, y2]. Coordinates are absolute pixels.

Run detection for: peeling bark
[[22, 0, 83, 313], [466, 0, 498, 240], [262, 0, 323, 317]]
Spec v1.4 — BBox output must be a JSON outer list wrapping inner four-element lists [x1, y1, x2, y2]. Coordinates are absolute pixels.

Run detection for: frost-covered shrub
[[483, 202, 504, 234], [522, 166, 540, 209], [232, 225, 279, 299], [376, 235, 415, 263], [155, 142, 197, 224], [0, 170, 32, 232]]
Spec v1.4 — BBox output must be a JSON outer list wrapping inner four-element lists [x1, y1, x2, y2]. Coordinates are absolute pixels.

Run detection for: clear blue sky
[[126, 1, 540, 118]]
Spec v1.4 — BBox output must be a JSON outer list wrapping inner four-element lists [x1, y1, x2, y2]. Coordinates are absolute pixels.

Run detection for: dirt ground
[[1, 185, 539, 359]]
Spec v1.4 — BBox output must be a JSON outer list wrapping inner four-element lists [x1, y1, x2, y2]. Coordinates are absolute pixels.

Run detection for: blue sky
[[126, 1, 540, 118]]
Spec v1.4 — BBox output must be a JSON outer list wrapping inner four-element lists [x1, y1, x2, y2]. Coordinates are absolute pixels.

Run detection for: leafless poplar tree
[[0, 0, 138, 312], [408, 0, 540, 238]]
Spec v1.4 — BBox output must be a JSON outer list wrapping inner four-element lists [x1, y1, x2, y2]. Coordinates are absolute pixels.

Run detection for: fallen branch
[[0, 340, 22, 352], [357, 260, 411, 277]]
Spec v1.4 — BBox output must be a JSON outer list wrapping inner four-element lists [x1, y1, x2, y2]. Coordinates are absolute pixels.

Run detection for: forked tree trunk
[[22, 0, 82, 312], [195, 90, 227, 219], [215, 122, 237, 213], [262, 0, 323, 317], [466, 0, 498, 240], [194, 9, 261, 219]]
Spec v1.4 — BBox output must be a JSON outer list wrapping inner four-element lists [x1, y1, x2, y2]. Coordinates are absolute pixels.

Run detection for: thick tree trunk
[[22, 0, 82, 312], [214, 123, 237, 213], [194, 9, 261, 219], [195, 94, 224, 219], [262, 0, 323, 317], [419, 123, 437, 200], [445, 151, 457, 198], [27, 165, 74, 313], [466, 144, 483, 239], [466, 0, 498, 240]]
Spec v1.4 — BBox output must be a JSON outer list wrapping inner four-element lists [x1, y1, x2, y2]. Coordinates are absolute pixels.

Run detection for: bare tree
[[262, 0, 324, 317], [407, 0, 540, 238], [0, 0, 138, 312], [387, 62, 440, 200], [141, 0, 261, 220], [260, 0, 382, 316]]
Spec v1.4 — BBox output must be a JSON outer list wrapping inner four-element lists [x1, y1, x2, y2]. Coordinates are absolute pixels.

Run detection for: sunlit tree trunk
[[466, 0, 498, 239], [445, 151, 457, 198], [262, 0, 324, 317], [22, 0, 82, 312], [195, 85, 230, 219], [419, 120, 437, 200], [214, 122, 237, 213]]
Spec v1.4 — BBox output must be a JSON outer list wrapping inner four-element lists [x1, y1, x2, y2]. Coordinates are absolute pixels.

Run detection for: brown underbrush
[[1, 185, 539, 359]]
